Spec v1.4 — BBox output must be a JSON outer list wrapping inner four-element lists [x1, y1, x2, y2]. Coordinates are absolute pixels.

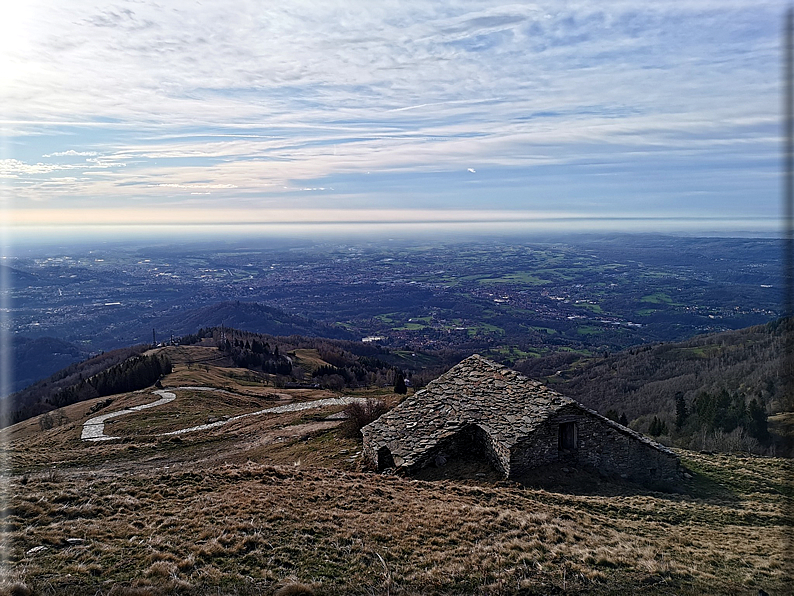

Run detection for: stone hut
[[362, 355, 681, 486]]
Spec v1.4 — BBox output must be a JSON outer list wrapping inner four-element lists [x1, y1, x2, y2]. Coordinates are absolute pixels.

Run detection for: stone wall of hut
[[509, 408, 681, 486]]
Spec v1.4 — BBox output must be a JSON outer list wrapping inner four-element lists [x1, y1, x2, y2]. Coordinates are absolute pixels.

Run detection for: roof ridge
[[459, 353, 507, 368]]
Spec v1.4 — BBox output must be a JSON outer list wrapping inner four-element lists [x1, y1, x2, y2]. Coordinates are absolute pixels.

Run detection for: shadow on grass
[[512, 464, 723, 500], [678, 452, 794, 502], [409, 455, 745, 503]]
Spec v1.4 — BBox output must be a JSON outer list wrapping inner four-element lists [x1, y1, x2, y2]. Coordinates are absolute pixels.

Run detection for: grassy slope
[[1, 347, 792, 596]]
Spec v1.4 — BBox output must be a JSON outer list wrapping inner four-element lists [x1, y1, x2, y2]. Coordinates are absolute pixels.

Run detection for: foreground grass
[[2, 451, 791, 595]]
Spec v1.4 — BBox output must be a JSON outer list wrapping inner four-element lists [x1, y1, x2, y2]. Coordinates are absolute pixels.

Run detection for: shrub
[[342, 398, 388, 438], [698, 427, 762, 454]]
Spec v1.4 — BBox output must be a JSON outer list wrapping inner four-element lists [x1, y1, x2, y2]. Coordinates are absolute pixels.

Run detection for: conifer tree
[[747, 398, 769, 443], [649, 416, 662, 436], [394, 370, 407, 395], [675, 392, 688, 429]]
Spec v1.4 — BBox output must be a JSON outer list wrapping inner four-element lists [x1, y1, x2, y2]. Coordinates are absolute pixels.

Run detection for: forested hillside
[[47, 353, 172, 410], [516, 318, 791, 454], [188, 326, 460, 389], [4, 345, 150, 426]]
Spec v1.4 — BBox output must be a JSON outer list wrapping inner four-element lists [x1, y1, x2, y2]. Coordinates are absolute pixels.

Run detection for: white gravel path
[[81, 387, 364, 441], [160, 396, 363, 436], [81, 389, 177, 442]]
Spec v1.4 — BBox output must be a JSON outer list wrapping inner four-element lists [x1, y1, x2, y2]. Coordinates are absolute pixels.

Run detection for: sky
[[0, 0, 787, 234]]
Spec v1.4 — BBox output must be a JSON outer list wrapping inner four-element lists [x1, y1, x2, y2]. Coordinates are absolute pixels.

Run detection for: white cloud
[[6, 1, 780, 125], [42, 150, 98, 157], [155, 183, 238, 189], [1, 159, 71, 176], [1, 157, 120, 177], [1, 0, 785, 216]]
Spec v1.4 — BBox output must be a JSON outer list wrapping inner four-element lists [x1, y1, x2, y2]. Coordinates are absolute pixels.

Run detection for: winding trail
[[81, 389, 177, 442], [81, 386, 364, 442]]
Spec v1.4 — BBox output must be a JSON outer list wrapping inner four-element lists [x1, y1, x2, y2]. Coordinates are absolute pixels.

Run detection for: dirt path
[[81, 387, 364, 441]]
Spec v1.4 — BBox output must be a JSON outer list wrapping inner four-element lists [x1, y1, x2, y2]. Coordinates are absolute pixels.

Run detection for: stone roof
[[362, 354, 674, 470]]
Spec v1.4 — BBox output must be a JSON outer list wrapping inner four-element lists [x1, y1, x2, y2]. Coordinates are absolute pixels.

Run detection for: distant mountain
[[8, 336, 86, 395], [16, 301, 357, 353], [152, 301, 355, 341]]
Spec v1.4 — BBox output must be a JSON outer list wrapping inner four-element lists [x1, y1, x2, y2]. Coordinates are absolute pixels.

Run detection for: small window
[[377, 446, 395, 471], [558, 422, 577, 450]]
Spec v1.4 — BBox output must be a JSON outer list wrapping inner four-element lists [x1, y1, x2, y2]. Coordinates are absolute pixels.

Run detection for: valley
[[5, 236, 780, 364]]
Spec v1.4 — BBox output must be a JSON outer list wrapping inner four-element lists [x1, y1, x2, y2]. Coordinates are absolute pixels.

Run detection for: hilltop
[[152, 300, 356, 342], [10, 301, 356, 385], [1, 344, 791, 595]]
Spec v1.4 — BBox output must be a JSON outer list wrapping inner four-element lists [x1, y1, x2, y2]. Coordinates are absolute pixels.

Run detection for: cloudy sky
[[0, 1, 785, 232]]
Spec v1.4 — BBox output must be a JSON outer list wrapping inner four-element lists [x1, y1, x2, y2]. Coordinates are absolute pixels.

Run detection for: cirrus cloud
[[0, 0, 785, 227]]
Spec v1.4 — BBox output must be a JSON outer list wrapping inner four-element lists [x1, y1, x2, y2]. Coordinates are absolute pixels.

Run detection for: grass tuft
[[273, 583, 317, 596], [0, 584, 32, 596]]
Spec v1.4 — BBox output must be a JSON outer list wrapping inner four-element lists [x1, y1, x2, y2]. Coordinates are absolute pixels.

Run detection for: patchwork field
[[1, 358, 792, 595]]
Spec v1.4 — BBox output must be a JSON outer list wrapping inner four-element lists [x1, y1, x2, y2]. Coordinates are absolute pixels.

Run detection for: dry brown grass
[[291, 349, 332, 371], [2, 450, 791, 595], [0, 583, 33, 596], [273, 582, 316, 596], [107, 388, 283, 437], [2, 348, 791, 595]]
